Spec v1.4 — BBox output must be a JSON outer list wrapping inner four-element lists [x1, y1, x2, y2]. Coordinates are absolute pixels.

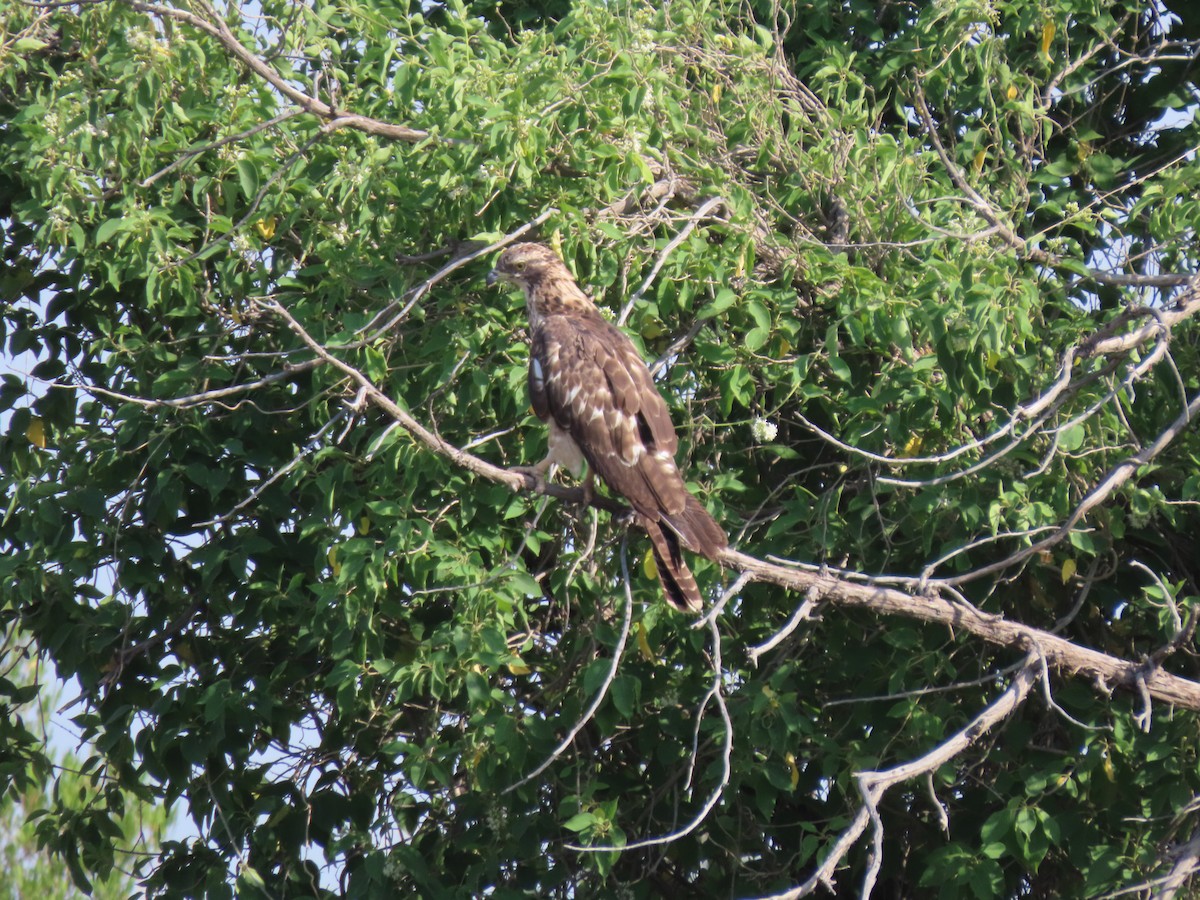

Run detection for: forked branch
[[753, 657, 1039, 899]]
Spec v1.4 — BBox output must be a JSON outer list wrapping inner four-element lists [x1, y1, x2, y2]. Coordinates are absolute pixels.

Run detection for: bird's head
[[486, 242, 566, 291]]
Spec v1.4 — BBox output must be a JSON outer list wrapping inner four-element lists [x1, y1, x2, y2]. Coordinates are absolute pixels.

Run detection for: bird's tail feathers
[[662, 495, 727, 560], [642, 516, 703, 614]]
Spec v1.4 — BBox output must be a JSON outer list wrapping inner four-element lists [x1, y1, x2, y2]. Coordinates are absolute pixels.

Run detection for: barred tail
[[642, 515, 704, 614], [663, 495, 727, 561]]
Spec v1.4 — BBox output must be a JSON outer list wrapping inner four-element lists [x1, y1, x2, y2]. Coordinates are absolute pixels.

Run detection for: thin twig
[[570, 616, 733, 852], [617, 197, 727, 326], [357, 209, 557, 340], [501, 537, 635, 794], [748, 585, 820, 666], [752, 657, 1038, 899], [693, 570, 752, 630]]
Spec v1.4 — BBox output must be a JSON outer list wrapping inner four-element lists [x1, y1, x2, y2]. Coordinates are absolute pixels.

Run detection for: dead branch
[[124, 0, 443, 145], [721, 547, 1200, 711], [82, 280, 1200, 716], [753, 657, 1039, 899]]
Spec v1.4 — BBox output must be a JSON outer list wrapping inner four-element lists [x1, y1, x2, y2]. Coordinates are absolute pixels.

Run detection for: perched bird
[[487, 242, 726, 612]]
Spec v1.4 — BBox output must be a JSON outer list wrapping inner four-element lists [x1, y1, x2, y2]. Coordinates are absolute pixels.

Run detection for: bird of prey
[[487, 242, 726, 613]]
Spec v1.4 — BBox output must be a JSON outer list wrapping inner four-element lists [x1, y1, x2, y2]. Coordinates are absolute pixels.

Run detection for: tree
[[0, 626, 173, 898], [1, 0, 1198, 895]]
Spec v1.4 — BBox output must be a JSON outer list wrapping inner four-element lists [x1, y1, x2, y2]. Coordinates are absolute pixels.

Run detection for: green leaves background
[[1, 0, 1199, 895]]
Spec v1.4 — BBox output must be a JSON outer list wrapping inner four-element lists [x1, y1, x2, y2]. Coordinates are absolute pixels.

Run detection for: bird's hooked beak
[[485, 268, 502, 287]]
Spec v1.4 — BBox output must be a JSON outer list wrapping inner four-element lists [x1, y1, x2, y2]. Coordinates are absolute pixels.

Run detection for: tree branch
[[124, 0, 444, 145], [753, 657, 1038, 899], [259, 303, 1200, 714], [721, 547, 1200, 711]]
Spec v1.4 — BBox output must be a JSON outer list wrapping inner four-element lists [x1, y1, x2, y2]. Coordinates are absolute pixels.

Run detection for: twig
[[570, 616, 733, 852], [1132, 560, 1183, 639], [693, 570, 752, 630], [752, 657, 1038, 899], [1134, 670, 1154, 733], [357, 209, 557, 340], [925, 772, 949, 835], [197, 406, 352, 526], [913, 88, 1047, 264], [71, 359, 321, 410], [617, 197, 727, 326], [914, 85, 1198, 295], [137, 109, 303, 190], [501, 537, 635, 794], [747, 585, 821, 666], [650, 318, 707, 377], [1029, 639, 1107, 732]]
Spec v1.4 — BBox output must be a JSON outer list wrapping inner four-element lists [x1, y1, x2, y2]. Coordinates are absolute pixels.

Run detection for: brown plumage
[[487, 242, 726, 613]]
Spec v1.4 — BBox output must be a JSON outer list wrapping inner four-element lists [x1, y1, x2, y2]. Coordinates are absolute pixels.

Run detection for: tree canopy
[[2, 0, 1199, 896]]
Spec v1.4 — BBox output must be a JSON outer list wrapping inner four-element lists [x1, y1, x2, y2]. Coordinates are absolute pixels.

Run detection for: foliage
[[0, 628, 172, 898], [1, 0, 1198, 896]]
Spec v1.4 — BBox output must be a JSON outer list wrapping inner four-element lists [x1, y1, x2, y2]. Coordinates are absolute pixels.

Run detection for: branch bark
[[258, 301, 1200, 714]]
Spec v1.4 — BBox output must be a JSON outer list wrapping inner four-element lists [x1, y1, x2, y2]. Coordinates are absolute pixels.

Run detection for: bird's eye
[[514, 260, 526, 270]]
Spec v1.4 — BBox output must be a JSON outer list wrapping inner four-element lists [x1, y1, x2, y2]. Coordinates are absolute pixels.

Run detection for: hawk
[[487, 242, 726, 613]]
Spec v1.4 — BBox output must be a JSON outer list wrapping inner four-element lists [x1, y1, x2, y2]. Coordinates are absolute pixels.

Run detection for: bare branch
[[503, 537, 635, 795], [694, 570, 752, 630], [201, 255, 1200, 717], [72, 360, 321, 410], [125, 0, 443, 144], [1084, 289, 1200, 357], [722, 547, 1200, 711], [753, 658, 1038, 899]]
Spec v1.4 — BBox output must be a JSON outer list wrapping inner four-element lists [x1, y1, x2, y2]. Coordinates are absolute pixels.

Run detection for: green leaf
[[1059, 424, 1085, 452], [610, 674, 638, 717], [701, 288, 738, 319], [236, 159, 260, 200], [95, 219, 125, 244], [563, 812, 597, 832]]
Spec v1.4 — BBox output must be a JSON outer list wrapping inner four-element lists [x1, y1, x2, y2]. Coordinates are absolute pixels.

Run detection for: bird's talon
[[511, 465, 545, 489]]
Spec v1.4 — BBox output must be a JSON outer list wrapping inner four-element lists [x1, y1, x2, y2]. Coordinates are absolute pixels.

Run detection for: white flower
[[751, 417, 777, 444]]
